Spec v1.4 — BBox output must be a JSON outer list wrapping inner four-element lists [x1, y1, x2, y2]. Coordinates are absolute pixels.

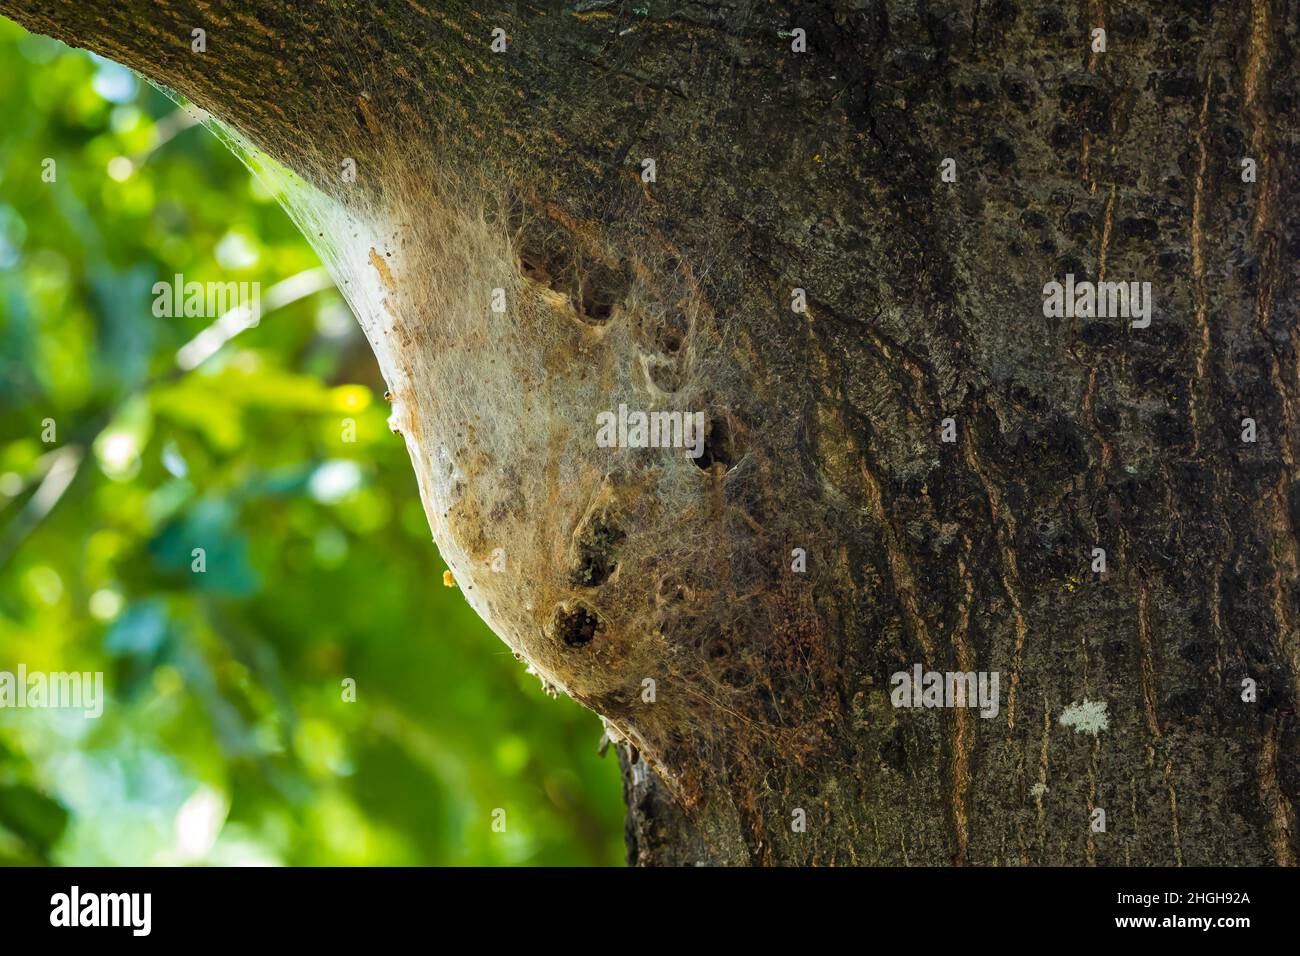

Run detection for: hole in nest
[[572, 512, 625, 587], [577, 261, 627, 324], [693, 414, 742, 470], [686, 623, 722, 651], [553, 604, 603, 648], [514, 219, 628, 326], [514, 219, 575, 289], [646, 357, 687, 393], [656, 573, 694, 607], [519, 255, 550, 284], [650, 311, 689, 355], [755, 685, 782, 724], [720, 666, 751, 688], [582, 289, 616, 322]]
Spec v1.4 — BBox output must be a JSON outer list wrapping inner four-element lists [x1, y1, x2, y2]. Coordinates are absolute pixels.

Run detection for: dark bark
[[5, 0, 1298, 866]]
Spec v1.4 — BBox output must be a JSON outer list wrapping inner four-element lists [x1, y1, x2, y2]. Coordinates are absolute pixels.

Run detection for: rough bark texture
[[6, 0, 1298, 866]]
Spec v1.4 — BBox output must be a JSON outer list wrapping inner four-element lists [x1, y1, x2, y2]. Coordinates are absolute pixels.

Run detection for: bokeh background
[[0, 20, 625, 866]]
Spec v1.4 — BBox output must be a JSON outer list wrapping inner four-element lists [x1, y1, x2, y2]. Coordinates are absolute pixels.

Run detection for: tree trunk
[[7, 0, 1297, 866]]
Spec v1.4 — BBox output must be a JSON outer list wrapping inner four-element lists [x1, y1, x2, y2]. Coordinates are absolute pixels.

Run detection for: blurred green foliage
[[0, 20, 624, 866]]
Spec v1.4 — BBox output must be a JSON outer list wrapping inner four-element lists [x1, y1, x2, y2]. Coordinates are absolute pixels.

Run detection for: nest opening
[[554, 604, 603, 647]]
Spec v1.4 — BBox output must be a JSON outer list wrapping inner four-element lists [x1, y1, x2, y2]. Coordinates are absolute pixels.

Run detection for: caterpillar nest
[[211, 124, 828, 805]]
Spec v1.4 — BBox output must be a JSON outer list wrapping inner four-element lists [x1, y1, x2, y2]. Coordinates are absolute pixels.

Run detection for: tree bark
[[6, 0, 1298, 866]]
